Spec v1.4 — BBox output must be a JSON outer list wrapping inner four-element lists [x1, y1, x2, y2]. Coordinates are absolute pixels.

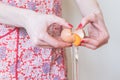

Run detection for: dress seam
[[15, 28, 19, 80]]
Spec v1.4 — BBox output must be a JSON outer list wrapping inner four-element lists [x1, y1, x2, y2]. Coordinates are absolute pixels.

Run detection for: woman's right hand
[[24, 13, 72, 48], [0, 3, 72, 48]]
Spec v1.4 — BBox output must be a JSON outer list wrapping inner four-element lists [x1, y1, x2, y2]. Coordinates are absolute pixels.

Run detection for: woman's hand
[[25, 14, 72, 48], [0, 3, 72, 48], [77, 11, 109, 50]]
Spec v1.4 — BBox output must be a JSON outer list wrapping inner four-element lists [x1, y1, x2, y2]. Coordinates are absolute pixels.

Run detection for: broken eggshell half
[[61, 28, 85, 46]]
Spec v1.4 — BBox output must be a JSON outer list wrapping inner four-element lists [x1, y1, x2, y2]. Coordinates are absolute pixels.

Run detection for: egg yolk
[[73, 33, 82, 46], [61, 28, 84, 46]]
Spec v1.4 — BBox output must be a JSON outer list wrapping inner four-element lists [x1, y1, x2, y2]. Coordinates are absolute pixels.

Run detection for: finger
[[55, 36, 64, 41], [48, 15, 73, 28], [81, 37, 100, 48], [34, 40, 53, 48], [37, 45, 53, 48], [33, 39, 50, 46], [77, 13, 97, 29], [43, 33, 72, 48], [80, 43, 97, 50]]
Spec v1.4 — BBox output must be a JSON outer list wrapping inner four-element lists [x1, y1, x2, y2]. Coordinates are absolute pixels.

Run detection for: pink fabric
[[0, 0, 67, 80]]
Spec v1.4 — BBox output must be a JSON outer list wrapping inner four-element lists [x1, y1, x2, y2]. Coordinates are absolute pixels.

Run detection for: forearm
[[0, 2, 36, 27], [76, 0, 102, 16]]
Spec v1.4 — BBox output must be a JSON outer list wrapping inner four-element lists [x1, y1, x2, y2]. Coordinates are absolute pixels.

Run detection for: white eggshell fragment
[[73, 29, 85, 39]]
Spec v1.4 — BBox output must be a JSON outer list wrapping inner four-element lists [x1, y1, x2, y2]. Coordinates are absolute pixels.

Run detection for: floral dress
[[0, 0, 67, 80]]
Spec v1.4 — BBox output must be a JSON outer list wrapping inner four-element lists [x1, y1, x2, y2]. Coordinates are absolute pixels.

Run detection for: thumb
[[48, 15, 73, 28], [77, 13, 96, 29], [43, 33, 71, 48]]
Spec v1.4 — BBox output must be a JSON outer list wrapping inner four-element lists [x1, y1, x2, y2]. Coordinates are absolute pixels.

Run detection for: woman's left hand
[[77, 11, 109, 50]]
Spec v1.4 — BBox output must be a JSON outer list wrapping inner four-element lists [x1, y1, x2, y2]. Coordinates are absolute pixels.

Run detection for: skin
[[75, 0, 110, 50], [0, 2, 72, 48], [0, 0, 109, 49]]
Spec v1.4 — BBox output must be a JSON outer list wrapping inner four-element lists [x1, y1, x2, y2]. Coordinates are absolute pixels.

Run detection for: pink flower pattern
[[0, 0, 67, 80]]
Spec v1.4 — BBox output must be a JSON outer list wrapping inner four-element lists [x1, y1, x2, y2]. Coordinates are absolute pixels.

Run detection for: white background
[[62, 0, 120, 80]]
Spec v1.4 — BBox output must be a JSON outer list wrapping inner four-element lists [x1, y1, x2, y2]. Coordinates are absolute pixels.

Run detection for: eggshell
[[61, 29, 74, 43], [73, 29, 84, 39], [72, 29, 85, 46]]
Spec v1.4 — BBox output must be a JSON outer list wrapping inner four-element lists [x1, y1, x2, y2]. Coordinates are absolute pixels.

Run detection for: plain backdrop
[[62, 0, 120, 80]]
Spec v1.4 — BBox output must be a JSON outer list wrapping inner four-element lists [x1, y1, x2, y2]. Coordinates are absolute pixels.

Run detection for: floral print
[[0, 0, 67, 80]]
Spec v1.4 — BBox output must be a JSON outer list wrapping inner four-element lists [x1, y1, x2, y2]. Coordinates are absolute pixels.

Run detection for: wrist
[[0, 3, 38, 28], [83, 9, 102, 17], [76, 0, 102, 17]]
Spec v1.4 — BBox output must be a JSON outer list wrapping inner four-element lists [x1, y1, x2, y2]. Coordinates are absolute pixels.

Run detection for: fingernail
[[81, 40, 85, 43], [79, 43, 82, 46], [69, 45, 72, 47], [68, 23, 73, 28], [77, 23, 83, 29]]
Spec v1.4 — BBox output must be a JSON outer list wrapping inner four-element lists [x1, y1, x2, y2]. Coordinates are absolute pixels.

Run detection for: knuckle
[[92, 13, 97, 20], [92, 41, 99, 50], [39, 33, 46, 40], [92, 46, 97, 50], [53, 42, 64, 48], [103, 33, 110, 44], [105, 40, 109, 44], [105, 37, 109, 44], [32, 38, 39, 46], [53, 42, 59, 48], [95, 42, 99, 47], [106, 34, 110, 41]]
